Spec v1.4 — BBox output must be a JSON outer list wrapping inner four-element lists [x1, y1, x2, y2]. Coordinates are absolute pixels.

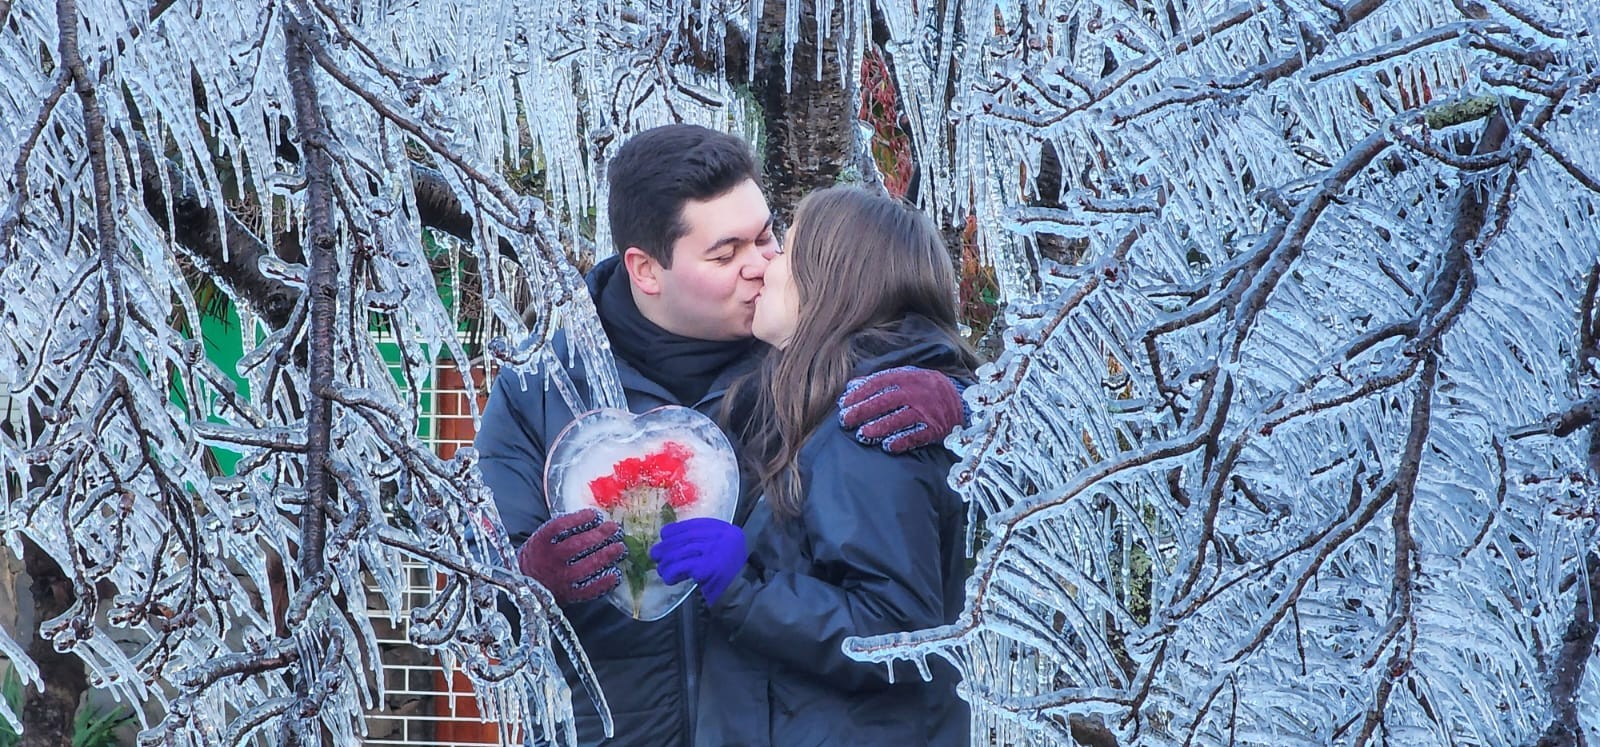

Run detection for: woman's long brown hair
[[728, 186, 978, 519]]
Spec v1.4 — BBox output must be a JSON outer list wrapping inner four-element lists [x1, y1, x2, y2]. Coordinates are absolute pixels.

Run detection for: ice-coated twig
[[0, 69, 70, 253]]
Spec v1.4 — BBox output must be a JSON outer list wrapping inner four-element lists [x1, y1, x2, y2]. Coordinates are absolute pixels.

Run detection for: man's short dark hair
[[607, 124, 760, 268]]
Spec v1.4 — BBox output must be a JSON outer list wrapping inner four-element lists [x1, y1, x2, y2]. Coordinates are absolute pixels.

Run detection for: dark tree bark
[[135, 137, 298, 331], [1532, 267, 1600, 747], [19, 538, 81, 747], [747, 0, 856, 219]]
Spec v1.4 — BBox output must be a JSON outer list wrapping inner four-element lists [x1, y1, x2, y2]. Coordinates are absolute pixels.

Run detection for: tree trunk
[[19, 539, 81, 747], [748, 0, 857, 219]]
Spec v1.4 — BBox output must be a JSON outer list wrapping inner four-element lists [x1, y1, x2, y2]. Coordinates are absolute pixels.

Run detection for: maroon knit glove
[[838, 365, 965, 453], [516, 508, 626, 605]]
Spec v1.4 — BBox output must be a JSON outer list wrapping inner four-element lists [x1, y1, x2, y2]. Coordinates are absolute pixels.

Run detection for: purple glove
[[838, 365, 964, 453], [648, 518, 747, 606], [516, 508, 626, 605]]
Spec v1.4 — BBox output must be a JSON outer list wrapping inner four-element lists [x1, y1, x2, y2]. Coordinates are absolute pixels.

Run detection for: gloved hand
[[649, 518, 747, 606], [838, 365, 965, 453], [516, 508, 626, 605]]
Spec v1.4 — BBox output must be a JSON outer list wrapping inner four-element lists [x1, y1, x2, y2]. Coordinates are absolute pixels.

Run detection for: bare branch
[[56, 0, 126, 349], [0, 69, 71, 254], [1520, 126, 1600, 194]]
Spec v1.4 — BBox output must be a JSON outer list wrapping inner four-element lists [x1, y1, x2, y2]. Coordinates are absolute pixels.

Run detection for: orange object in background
[[432, 666, 503, 744], [430, 360, 503, 744], [433, 361, 490, 461]]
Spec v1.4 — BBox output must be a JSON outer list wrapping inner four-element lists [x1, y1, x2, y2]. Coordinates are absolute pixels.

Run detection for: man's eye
[[712, 253, 735, 263]]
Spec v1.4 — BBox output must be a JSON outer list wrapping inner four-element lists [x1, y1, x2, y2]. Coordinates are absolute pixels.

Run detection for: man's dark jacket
[[475, 258, 759, 746]]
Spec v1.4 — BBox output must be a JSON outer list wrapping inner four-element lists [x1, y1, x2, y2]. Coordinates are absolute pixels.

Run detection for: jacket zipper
[[680, 604, 699, 744]]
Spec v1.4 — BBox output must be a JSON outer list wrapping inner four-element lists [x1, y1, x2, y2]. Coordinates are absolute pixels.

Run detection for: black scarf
[[594, 259, 757, 406]]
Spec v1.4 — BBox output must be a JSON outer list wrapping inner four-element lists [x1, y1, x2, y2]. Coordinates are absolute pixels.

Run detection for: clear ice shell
[[544, 406, 740, 621]]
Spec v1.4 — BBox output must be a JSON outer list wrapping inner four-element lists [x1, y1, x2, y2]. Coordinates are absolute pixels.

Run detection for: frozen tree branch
[[57, 0, 126, 349], [1112, 0, 1393, 124], [851, 0, 1600, 743], [134, 136, 300, 329], [1521, 126, 1600, 194], [1533, 551, 1600, 747], [0, 69, 70, 254]]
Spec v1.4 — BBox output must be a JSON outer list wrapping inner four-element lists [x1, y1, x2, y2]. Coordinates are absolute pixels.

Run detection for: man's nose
[[742, 249, 771, 280]]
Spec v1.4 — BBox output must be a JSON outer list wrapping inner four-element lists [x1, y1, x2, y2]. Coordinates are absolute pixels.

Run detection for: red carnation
[[614, 456, 644, 484], [661, 441, 692, 462], [589, 474, 626, 509], [586, 440, 702, 617], [667, 481, 698, 508]]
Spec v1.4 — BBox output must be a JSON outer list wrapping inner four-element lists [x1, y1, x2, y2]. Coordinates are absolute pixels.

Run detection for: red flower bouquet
[[588, 441, 700, 615], [544, 406, 739, 620]]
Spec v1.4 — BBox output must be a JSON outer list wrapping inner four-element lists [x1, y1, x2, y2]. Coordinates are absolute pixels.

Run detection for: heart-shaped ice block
[[544, 406, 740, 620]]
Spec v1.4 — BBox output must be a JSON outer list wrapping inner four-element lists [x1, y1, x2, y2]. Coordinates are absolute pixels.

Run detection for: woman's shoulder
[[799, 414, 958, 488], [794, 415, 963, 541]]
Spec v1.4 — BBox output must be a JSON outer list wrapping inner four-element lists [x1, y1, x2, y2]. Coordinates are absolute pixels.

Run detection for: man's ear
[[622, 247, 664, 296]]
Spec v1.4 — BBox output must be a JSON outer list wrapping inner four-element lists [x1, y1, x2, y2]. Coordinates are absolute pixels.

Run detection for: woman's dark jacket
[[694, 317, 972, 746]]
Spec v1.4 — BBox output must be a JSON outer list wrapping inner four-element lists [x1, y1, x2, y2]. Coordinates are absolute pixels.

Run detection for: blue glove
[[838, 365, 967, 453], [648, 518, 747, 606]]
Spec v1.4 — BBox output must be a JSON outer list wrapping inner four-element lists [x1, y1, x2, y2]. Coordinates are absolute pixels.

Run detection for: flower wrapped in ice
[[544, 406, 739, 620]]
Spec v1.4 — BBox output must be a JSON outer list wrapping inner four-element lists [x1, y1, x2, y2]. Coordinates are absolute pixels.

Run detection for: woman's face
[[752, 232, 801, 349]]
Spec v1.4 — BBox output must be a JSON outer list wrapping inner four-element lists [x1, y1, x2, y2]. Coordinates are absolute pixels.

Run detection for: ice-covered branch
[[1520, 126, 1600, 194], [0, 69, 69, 253], [978, 3, 1269, 129], [133, 136, 300, 329], [1531, 550, 1600, 747], [1112, 0, 1393, 124], [280, 9, 344, 743], [960, 230, 1142, 487], [57, 0, 126, 349], [1226, 129, 1391, 357]]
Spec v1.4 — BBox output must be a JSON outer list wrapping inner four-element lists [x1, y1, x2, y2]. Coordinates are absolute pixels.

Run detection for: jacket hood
[[586, 254, 624, 303], [848, 314, 972, 379]]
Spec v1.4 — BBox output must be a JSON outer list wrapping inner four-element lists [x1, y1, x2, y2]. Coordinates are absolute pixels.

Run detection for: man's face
[[650, 179, 780, 341]]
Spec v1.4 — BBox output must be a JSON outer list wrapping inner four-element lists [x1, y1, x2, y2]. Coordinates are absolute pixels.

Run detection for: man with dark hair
[[475, 124, 965, 746]]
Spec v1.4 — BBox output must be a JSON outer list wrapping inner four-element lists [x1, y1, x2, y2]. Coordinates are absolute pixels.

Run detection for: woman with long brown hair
[[649, 185, 977, 745]]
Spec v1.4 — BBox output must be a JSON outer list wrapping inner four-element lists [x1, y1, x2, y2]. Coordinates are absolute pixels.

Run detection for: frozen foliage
[[841, 0, 1600, 745], [0, 0, 750, 743], [4, 0, 1600, 745]]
